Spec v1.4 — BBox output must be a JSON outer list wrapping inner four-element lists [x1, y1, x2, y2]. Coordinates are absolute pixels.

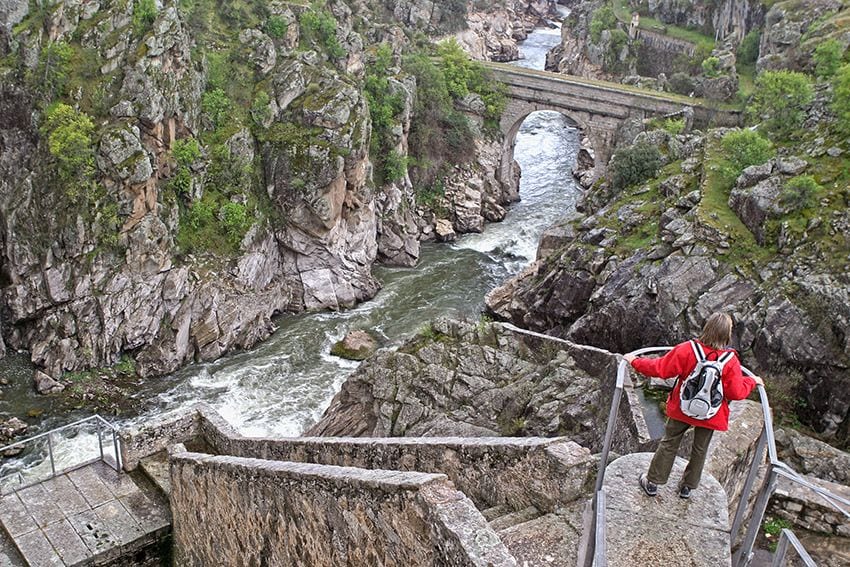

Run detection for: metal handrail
[[589, 346, 850, 567], [0, 415, 121, 494], [771, 529, 816, 567]]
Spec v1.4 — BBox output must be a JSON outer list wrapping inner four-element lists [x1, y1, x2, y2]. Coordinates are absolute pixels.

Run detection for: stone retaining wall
[[124, 403, 597, 514], [768, 475, 850, 538], [170, 452, 517, 566]]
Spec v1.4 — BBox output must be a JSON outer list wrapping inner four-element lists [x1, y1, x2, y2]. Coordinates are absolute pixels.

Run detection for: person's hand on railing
[[623, 353, 636, 363], [752, 376, 764, 386]]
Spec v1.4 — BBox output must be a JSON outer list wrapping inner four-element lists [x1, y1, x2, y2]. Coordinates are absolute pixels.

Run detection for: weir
[[0, 326, 847, 565]]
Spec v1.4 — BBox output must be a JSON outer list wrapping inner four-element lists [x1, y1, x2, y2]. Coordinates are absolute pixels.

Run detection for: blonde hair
[[699, 312, 733, 350]]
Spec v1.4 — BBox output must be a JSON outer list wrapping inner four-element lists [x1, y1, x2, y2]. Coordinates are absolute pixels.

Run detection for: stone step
[[139, 451, 171, 497], [497, 512, 583, 567], [602, 453, 731, 567], [489, 506, 540, 532]]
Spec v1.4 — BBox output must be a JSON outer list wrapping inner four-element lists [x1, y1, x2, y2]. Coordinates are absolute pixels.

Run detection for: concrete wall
[[170, 452, 517, 567]]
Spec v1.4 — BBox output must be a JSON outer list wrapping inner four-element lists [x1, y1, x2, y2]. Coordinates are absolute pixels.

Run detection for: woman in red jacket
[[624, 312, 763, 498]]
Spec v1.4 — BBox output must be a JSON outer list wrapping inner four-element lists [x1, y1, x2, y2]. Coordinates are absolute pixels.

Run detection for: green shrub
[[780, 174, 820, 211], [748, 70, 814, 138], [610, 141, 662, 190], [41, 103, 97, 194], [170, 138, 201, 197], [831, 64, 850, 135], [590, 5, 617, 43], [201, 88, 231, 130], [300, 5, 345, 59], [251, 91, 273, 126], [132, 0, 157, 36], [265, 15, 287, 39], [701, 56, 722, 78], [172, 138, 201, 167], [737, 30, 760, 66], [662, 118, 685, 136], [364, 44, 406, 183], [437, 39, 472, 99], [813, 39, 843, 79], [220, 201, 250, 245], [604, 28, 630, 74], [720, 129, 774, 174]]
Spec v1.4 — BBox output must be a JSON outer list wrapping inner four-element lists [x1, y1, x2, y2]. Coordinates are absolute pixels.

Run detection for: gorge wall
[[0, 0, 537, 387]]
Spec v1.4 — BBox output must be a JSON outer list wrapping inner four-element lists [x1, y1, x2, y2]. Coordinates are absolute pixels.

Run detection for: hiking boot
[[639, 474, 657, 497], [678, 485, 692, 499]]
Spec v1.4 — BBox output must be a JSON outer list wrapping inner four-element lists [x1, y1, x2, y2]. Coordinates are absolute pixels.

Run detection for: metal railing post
[[46, 433, 56, 478], [96, 419, 104, 462], [772, 529, 816, 567], [771, 530, 789, 567], [112, 429, 121, 471], [734, 466, 777, 567], [594, 490, 608, 567], [730, 428, 768, 543]]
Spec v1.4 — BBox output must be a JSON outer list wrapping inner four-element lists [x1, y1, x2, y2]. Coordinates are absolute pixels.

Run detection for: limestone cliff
[[0, 0, 522, 384]]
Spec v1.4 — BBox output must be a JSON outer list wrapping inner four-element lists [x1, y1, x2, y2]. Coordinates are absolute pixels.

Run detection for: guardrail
[[590, 346, 850, 567], [0, 415, 121, 494]]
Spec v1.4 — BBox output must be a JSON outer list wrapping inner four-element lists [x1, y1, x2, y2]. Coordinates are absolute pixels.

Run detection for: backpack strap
[[690, 340, 706, 362], [716, 350, 735, 368]]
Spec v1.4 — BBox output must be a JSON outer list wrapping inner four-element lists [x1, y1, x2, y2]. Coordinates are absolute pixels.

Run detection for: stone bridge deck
[[601, 453, 731, 567], [0, 462, 169, 566]]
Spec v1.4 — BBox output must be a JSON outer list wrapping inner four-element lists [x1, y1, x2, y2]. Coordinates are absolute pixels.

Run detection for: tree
[[32, 41, 73, 100], [437, 39, 472, 99], [831, 64, 850, 135], [701, 56, 722, 78], [720, 129, 774, 174], [813, 39, 843, 79], [748, 70, 814, 138], [736, 30, 760, 67], [589, 5, 617, 43], [610, 142, 662, 190]]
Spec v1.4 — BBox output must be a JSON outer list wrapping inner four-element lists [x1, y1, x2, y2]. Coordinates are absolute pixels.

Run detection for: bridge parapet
[[484, 62, 742, 182]]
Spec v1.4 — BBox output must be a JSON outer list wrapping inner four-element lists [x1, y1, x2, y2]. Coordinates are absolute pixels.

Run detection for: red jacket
[[630, 340, 756, 431]]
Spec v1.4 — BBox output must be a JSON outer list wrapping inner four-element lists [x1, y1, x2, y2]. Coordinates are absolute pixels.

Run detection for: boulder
[[775, 427, 850, 485], [34, 370, 64, 395], [434, 219, 457, 242], [330, 330, 378, 361]]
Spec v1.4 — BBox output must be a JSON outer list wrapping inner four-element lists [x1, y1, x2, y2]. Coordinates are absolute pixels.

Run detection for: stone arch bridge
[[483, 62, 743, 181]]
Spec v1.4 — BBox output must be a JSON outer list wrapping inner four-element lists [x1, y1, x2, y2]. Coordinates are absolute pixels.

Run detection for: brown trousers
[[647, 418, 714, 489]]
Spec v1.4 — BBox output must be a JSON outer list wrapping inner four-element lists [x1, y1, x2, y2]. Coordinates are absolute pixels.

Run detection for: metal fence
[[590, 346, 850, 567], [0, 415, 121, 494]]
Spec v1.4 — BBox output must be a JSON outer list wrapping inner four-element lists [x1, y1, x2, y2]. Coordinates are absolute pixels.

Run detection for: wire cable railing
[[0, 414, 122, 494], [590, 346, 850, 567]]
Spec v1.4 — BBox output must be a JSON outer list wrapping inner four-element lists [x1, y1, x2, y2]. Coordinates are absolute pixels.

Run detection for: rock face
[[307, 318, 620, 448], [454, 0, 556, 62], [486, 126, 850, 447], [758, 0, 848, 72], [0, 0, 522, 383]]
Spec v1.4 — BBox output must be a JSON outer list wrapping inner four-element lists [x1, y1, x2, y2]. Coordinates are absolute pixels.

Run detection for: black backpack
[[679, 340, 734, 420]]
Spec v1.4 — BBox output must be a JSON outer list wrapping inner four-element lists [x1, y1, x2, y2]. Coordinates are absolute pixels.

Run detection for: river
[[1, 19, 580, 456]]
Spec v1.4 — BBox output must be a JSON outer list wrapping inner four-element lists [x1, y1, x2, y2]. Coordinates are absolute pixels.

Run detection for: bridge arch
[[498, 99, 597, 191]]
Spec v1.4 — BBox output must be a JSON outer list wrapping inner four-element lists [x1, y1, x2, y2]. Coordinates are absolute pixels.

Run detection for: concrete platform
[[0, 462, 170, 566], [602, 452, 731, 567]]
